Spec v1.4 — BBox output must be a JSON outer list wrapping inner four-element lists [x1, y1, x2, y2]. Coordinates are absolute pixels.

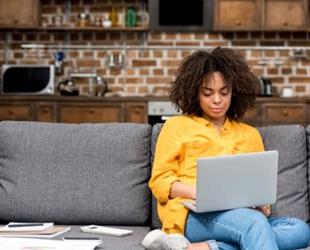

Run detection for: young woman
[[144, 48, 310, 250]]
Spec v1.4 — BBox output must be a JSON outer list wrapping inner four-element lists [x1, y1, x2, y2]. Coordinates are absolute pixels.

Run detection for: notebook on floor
[[182, 150, 278, 213]]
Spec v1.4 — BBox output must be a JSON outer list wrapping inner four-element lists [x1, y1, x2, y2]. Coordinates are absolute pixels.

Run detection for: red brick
[[168, 69, 177, 76], [269, 77, 284, 84], [175, 42, 200, 46], [76, 60, 101, 67], [132, 60, 157, 67], [295, 85, 306, 93], [153, 86, 169, 95], [124, 78, 142, 84], [165, 34, 176, 39], [267, 68, 279, 75], [203, 41, 228, 47], [208, 33, 221, 40], [83, 51, 94, 57], [138, 86, 148, 94], [153, 51, 163, 58], [147, 41, 174, 46], [154, 69, 164, 75], [281, 68, 292, 74], [179, 33, 192, 40], [14, 52, 23, 59], [161, 60, 181, 67], [289, 77, 310, 84], [147, 77, 173, 84], [296, 68, 307, 74], [139, 69, 149, 75]]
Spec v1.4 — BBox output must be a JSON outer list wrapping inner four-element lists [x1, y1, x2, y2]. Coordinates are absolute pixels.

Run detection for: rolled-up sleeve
[[149, 120, 183, 204]]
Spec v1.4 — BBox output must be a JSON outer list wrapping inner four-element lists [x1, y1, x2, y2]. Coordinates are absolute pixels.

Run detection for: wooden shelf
[[0, 26, 149, 32]]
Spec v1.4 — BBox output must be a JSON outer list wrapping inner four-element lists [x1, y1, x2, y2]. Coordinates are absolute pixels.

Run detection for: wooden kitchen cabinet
[[214, 0, 308, 31], [214, 0, 260, 31], [262, 0, 308, 30], [36, 103, 56, 122], [262, 103, 308, 125], [0, 104, 33, 121], [58, 103, 123, 123], [0, 0, 40, 28], [125, 102, 148, 123]]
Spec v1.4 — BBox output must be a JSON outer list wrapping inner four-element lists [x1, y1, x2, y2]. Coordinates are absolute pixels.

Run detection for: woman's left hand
[[255, 205, 271, 217]]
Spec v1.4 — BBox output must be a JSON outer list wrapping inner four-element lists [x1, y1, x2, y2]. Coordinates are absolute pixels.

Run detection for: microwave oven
[[1, 65, 55, 95]]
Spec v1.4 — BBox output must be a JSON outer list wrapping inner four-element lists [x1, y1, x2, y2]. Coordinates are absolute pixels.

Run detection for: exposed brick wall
[[1, 0, 310, 96]]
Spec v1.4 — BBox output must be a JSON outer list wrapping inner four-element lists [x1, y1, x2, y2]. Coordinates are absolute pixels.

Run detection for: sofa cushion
[[258, 125, 309, 221], [150, 123, 164, 229], [0, 121, 151, 225]]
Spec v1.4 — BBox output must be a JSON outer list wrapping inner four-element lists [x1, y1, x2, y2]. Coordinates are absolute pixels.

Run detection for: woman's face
[[198, 72, 232, 126]]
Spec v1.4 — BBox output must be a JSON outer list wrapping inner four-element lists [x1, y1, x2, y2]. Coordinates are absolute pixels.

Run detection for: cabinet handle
[[13, 19, 19, 24], [134, 108, 140, 114], [281, 109, 289, 116], [8, 110, 14, 115], [42, 108, 48, 113], [88, 109, 95, 114], [235, 19, 241, 26], [282, 20, 288, 26]]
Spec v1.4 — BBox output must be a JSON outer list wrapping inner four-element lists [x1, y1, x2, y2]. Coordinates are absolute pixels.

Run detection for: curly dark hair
[[169, 47, 259, 121]]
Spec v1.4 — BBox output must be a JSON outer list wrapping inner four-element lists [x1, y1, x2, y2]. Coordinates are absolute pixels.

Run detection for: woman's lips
[[211, 108, 223, 113]]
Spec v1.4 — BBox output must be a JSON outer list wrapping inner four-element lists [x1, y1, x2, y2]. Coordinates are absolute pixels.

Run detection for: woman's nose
[[212, 93, 221, 103]]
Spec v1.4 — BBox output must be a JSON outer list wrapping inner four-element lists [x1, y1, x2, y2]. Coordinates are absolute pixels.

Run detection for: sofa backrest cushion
[[305, 125, 310, 220], [0, 121, 151, 225], [257, 125, 309, 221], [151, 124, 309, 228]]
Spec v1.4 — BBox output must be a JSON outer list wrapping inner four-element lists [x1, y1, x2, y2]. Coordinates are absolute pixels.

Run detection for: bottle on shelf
[[110, 7, 118, 27], [126, 6, 137, 27]]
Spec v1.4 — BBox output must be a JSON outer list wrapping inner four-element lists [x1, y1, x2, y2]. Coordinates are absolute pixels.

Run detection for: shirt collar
[[192, 115, 233, 131]]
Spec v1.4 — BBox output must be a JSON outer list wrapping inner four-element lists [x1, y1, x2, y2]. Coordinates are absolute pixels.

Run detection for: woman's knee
[[235, 208, 271, 233]]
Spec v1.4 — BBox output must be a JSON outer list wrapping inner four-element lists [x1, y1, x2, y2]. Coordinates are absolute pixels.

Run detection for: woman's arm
[[169, 181, 196, 200]]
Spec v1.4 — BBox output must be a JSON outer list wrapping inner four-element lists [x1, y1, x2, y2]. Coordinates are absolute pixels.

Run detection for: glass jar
[[77, 13, 90, 27]]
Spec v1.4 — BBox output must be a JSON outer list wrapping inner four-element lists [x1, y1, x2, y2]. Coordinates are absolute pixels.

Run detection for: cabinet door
[[0, 104, 33, 121], [263, 103, 307, 125], [0, 0, 40, 28], [36, 103, 56, 122], [59, 103, 123, 123], [125, 102, 147, 123], [262, 0, 307, 30], [241, 105, 263, 126], [214, 0, 260, 30]]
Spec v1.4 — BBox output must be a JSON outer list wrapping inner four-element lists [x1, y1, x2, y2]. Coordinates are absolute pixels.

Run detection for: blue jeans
[[185, 208, 310, 250]]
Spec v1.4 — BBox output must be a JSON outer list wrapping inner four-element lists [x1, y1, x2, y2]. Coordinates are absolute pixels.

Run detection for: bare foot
[[187, 242, 211, 250]]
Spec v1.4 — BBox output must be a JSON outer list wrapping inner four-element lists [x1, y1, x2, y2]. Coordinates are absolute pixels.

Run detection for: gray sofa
[[0, 121, 309, 250]]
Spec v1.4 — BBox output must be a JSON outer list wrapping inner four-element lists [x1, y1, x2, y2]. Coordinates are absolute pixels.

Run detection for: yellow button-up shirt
[[149, 115, 264, 234]]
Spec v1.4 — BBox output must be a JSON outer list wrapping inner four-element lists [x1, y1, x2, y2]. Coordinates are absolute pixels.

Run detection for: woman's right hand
[[170, 181, 196, 200]]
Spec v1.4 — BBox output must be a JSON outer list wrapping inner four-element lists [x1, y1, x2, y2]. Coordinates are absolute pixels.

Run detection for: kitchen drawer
[[36, 103, 55, 122], [59, 104, 122, 123], [125, 102, 147, 123], [263, 104, 307, 123], [0, 105, 32, 121]]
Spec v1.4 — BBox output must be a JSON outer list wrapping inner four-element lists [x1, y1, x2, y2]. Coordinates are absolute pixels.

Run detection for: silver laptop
[[182, 150, 278, 213]]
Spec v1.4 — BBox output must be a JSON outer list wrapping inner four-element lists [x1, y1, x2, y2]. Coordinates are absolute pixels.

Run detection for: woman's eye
[[202, 92, 211, 96]]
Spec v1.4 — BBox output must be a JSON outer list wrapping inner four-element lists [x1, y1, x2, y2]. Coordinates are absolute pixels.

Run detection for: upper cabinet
[[214, 0, 260, 31], [0, 0, 40, 28], [214, 0, 308, 31], [262, 0, 308, 30]]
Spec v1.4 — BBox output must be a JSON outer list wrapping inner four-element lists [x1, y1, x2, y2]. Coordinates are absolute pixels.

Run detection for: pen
[[63, 237, 101, 240], [8, 223, 44, 228]]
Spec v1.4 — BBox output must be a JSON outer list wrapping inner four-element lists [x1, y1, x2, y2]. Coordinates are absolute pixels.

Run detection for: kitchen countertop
[[0, 95, 309, 103]]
